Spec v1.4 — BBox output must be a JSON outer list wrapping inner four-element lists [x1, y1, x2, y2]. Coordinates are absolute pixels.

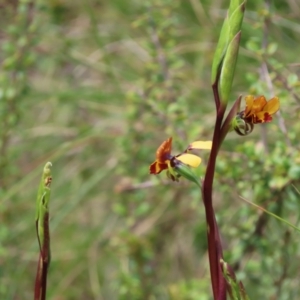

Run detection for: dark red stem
[[202, 85, 227, 299], [34, 212, 50, 300]]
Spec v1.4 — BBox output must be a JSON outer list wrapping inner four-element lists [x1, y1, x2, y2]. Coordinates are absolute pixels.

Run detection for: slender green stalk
[[240, 196, 300, 233], [34, 162, 52, 300]]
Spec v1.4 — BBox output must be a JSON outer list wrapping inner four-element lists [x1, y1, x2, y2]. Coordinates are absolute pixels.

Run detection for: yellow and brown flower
[[241, 95, 279, 124], [234, 95, 280, 136], [149, 137, 212, 181]]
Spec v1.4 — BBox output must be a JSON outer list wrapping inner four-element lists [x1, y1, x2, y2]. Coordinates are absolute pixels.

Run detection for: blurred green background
[[1, 0, 300, 299]]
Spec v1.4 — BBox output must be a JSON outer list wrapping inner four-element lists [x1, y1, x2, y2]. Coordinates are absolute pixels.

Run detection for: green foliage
[[221, 260, 250, 300], [0, 0, 299, 299]]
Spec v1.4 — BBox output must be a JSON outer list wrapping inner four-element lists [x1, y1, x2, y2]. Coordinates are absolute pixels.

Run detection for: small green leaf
[[246, 37, 260, 52], [35, 162, 52, 221], [174, 162, 201, 187], [228, 2, 246, 43], [267, 42, 278, 55], [221, 259, 250, 300], [219, 31, 241, 105], [211, 1, 245, 85], [287, 73, 298, 86], [228, 0, 244, 18], [211, 16, 229, 84]]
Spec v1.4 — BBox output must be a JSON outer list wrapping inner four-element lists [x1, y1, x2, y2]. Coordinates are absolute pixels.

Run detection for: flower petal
[[156, 137, 172, 163], [149, 161, 168, 174], [263, 96, 279, 115], [241, 95, 280, 125], [188, 141, 212, 150], [244, 95, 254, 116], [176, 153, 201, 168], [252, 95, 267, 112]]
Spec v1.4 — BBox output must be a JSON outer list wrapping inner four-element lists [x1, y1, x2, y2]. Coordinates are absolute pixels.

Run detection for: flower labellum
[[149, 137, 173, 175]]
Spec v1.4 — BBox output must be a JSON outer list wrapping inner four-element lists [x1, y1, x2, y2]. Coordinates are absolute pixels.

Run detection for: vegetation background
[[1, 0, 300, 299]]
